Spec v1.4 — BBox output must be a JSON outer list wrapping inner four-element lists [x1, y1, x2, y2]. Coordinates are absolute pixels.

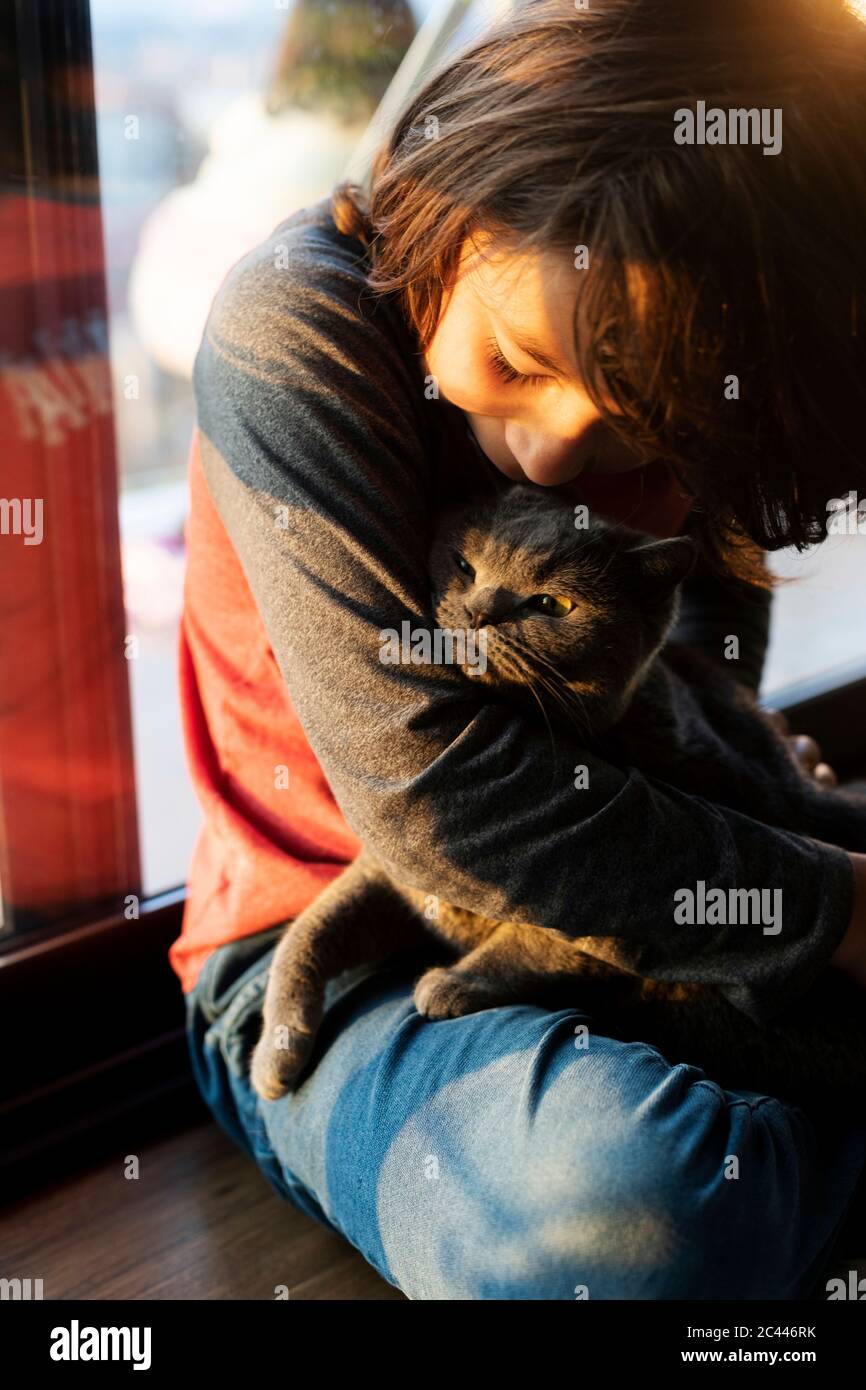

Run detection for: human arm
[[192, 206, 856, 1026]]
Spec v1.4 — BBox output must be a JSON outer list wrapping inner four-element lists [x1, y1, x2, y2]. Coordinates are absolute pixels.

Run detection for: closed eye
[[485, 338, 548, 389]]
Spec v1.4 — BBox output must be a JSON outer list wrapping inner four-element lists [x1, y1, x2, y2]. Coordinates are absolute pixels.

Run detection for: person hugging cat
[[251, 485, 866, 1113]]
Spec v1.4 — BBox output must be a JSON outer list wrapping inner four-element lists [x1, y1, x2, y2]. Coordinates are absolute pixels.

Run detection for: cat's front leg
[[413, 962, 511, 1019], [251, 852, 428, 1099], [250, 914, 331, 1100], [414, 920, 581, 1019]]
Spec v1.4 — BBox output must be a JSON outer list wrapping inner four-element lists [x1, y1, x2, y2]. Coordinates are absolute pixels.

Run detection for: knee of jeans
[[557, 1081, 796, 1300], [453, 1068, 795, 1300], [648, 1089, 812, 1301]]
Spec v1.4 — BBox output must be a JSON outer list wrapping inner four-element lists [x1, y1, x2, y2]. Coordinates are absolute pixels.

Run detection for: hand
[[764, 708, 838, 788]]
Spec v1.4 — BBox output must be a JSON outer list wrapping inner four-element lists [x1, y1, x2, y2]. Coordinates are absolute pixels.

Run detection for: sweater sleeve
[[192, 210, 855, 1026]]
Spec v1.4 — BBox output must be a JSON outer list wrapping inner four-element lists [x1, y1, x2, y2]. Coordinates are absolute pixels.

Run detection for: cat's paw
[[250, 1021, 316, 1100], [413, 966, 490, 1020]]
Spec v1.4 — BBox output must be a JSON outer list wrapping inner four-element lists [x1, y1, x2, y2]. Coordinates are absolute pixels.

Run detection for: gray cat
[[251, 485, 866, 1110]]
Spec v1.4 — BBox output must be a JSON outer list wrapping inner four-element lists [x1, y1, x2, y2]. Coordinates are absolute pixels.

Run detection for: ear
[[629, 535, 697, 601]]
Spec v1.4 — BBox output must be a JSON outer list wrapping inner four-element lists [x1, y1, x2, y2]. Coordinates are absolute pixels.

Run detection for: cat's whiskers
[[517, 638, 596, 739], [493, 633, 560, 770], [497, 629, 593, 742]]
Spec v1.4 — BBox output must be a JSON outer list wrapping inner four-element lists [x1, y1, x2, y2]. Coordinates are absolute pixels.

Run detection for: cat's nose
[[463, 603, 491, 630], [463, 586, 505, 629]]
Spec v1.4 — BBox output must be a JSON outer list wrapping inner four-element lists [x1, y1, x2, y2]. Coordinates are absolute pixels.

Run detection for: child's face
[[422, 232, 650, 492]]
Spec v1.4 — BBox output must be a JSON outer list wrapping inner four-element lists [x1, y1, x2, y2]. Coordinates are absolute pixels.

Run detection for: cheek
[[427, 352, 491, 414], [425, 321, 500, 415], [512, 615, 583, 661]]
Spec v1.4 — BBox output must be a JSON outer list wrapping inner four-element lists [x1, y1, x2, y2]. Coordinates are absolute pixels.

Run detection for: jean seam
[[192, 944, 229, 1027], [203, 971, 268, 1079], [628, 1039, 793, 1114], [689, 1077, 786, 1113]]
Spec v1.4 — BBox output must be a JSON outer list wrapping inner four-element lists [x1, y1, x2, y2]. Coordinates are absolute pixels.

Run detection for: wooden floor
[[4, 1112, 865, 1300], [2, 1119, 405, 1301]]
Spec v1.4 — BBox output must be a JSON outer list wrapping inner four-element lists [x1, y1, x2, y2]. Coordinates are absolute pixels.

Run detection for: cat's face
[[428, 485, 695, 737]]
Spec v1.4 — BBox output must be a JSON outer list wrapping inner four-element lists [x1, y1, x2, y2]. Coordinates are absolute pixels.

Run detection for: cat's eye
[[452, 550, 475, 579], [525, 594, 575, 617]]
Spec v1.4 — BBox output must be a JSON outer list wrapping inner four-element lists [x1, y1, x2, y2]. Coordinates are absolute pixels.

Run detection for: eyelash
[[483, 336, 633, 414], [484, 337, 547, 390]]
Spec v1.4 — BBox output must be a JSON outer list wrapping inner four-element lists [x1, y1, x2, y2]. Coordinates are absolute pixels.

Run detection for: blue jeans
[[185, 926, 866, 1300]]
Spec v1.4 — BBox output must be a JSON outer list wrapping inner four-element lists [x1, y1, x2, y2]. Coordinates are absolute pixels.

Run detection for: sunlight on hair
[[846, 0, 866, 21]]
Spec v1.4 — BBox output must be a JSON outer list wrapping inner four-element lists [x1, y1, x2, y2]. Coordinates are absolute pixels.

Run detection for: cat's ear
[[629, 535, 696, 601]]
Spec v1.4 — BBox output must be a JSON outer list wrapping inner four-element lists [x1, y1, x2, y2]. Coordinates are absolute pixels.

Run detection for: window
[[763, 532, 866, 700]]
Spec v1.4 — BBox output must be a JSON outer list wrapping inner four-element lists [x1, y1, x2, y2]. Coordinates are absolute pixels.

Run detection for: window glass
[[90, 0, 424, 895], [763, 527, 866, 698]]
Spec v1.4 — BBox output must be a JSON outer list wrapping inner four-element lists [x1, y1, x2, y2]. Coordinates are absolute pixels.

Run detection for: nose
[[463, 586, 502, 629], [464, 602, 489, 630], [504, 407, 608, 486]]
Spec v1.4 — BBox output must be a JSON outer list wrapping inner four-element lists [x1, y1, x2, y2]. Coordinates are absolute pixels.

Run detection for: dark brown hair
[[333, 0, 866, 585]]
